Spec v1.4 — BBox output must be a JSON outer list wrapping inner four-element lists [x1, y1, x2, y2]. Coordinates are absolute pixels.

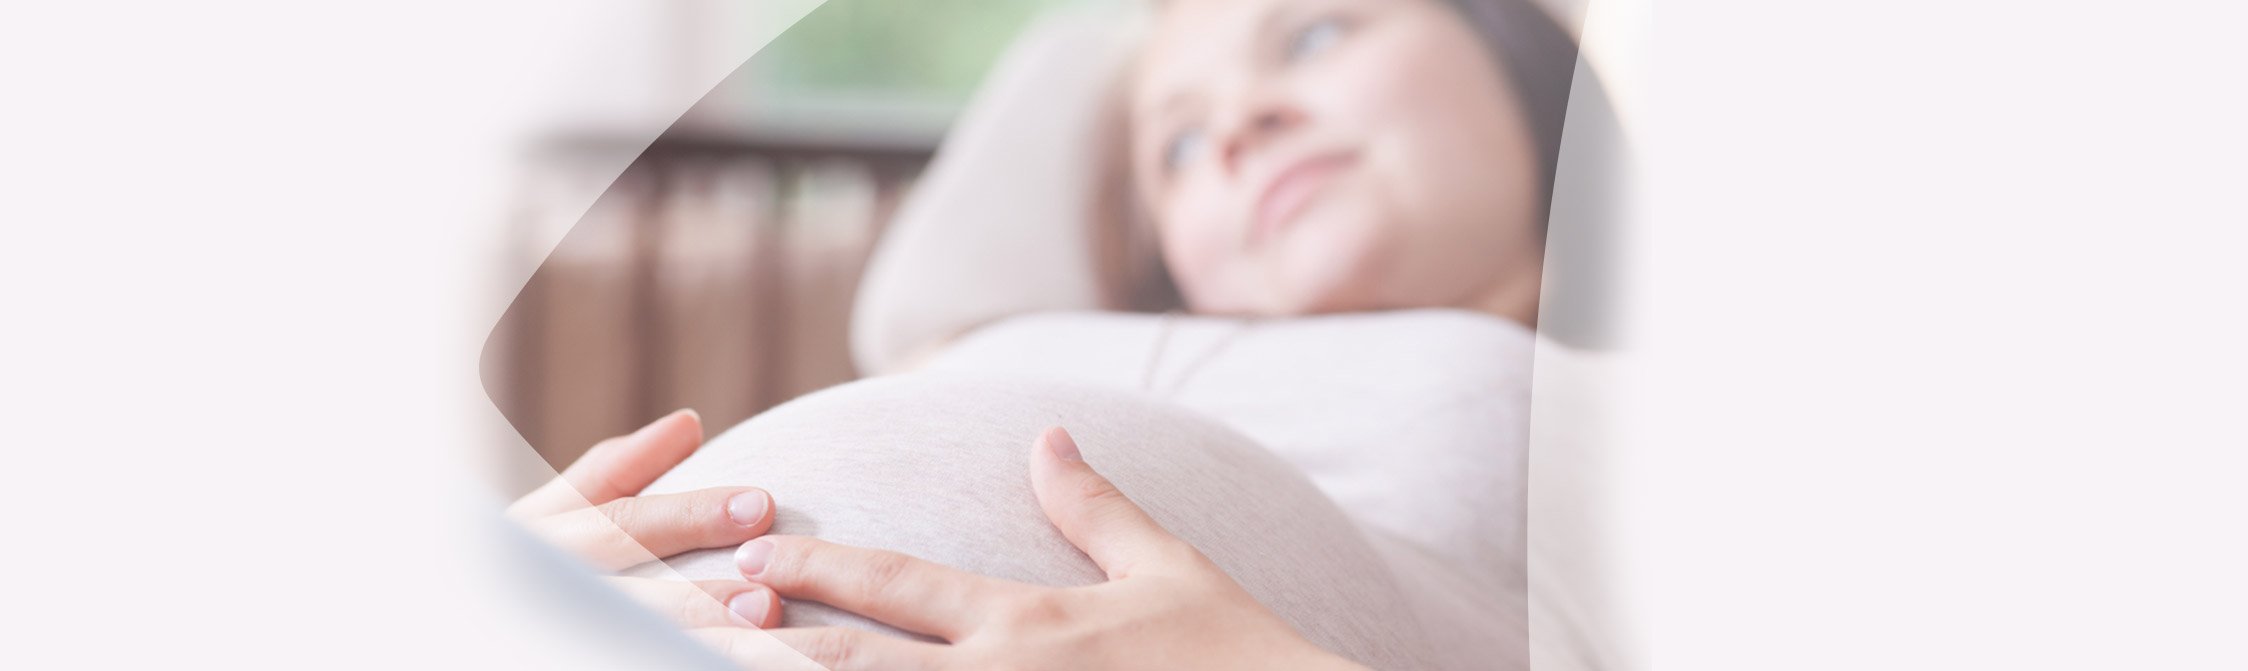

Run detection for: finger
[[527, 487, 773, 570], [691, 627, 948, 671], [510, 408, 705, 518], [737, 535, 1026, 641], [684, 628, 826, 671], [1027, 426, 1196, 579], [605, 577, 782, 629]]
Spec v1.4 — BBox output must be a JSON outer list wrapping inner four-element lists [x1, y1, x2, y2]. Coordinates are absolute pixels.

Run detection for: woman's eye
[[1283, 16, 1348, 63], [1163, 127, 1207, 172]]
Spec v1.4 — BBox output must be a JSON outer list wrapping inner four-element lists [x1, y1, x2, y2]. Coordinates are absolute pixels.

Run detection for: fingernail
[[1044, 427, 1082, 462], [727, 587, 772, 627], [736, 539, 773, 577], [727, 490, 769, 527]]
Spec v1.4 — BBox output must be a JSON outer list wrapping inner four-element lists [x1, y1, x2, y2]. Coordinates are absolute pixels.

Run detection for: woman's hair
[[1090, 0, 1589, 314]]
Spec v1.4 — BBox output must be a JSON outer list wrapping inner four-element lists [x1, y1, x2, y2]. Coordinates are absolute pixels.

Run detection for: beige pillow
[[848, 6, 1146, 376]]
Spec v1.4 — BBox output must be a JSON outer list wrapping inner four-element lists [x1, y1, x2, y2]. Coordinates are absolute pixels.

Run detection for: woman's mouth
[[1251, 151, 1359, 246]]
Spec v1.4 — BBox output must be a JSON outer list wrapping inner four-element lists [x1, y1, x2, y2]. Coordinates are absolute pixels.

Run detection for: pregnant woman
[[511, 0, 1592, 668]]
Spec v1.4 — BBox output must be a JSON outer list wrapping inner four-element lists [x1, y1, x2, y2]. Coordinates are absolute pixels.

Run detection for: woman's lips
[[1251, 151, 1359, 246]]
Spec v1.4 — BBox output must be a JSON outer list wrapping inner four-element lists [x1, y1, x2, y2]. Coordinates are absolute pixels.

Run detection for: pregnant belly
[[633, 372, 1434, 669]]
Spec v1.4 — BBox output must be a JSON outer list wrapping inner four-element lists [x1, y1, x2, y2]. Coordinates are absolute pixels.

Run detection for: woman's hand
[[507, 409, 784, 629], [693, 427, 1368, 671]]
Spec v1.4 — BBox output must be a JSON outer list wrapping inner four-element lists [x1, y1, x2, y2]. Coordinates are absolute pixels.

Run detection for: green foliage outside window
[[750, 0, 1098, 106]]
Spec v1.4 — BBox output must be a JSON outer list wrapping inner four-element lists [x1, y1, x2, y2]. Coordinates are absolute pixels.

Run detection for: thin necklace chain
[[1141, 310, 1254, 398]]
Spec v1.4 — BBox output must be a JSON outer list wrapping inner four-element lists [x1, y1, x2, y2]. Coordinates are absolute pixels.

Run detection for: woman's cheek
[[1306, 29, 1429, 129]]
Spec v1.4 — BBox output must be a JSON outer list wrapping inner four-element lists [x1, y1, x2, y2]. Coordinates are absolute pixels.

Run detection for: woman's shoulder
[[925, 308, 1535, 391], [947, 308, 1534, 351]]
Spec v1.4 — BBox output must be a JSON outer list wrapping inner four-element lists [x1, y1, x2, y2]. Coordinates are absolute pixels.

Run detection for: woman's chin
[[1263, 224, 1390, 315]]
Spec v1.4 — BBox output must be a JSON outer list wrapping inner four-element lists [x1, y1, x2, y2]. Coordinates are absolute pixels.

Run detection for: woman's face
[[1131, 0, 1547, 316]]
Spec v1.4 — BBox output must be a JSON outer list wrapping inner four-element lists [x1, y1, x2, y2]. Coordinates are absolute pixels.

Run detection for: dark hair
[[1092, 0, 1602, 324], [1451, 0, 1583, 228]]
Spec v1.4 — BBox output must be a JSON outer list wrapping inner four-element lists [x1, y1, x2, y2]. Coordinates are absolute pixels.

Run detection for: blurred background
[[482, 0, 1590, 484], [485, 0, 1118, 477]]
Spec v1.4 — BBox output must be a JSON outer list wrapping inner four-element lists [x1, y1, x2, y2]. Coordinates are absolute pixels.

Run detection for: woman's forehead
[[1130, 0, 1283, 115], [1130, 0, 1421, 115]]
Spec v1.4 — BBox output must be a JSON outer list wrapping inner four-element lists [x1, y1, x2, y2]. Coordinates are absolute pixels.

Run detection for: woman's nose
[[1220, 104, 1304, 178]]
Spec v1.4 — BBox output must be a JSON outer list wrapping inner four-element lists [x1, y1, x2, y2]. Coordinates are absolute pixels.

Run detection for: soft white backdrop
[[2, 0, 2243, 668]]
